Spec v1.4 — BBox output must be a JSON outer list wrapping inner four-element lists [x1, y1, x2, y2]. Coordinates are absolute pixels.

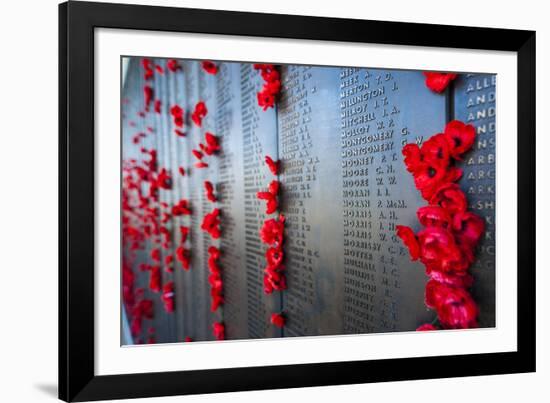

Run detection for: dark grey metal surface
[[121, 58, 496, 343], [277, 64, 344, 336], [214, 62, 249, 339], [454, 73, 496, 328], [239, 63, 283, 339]]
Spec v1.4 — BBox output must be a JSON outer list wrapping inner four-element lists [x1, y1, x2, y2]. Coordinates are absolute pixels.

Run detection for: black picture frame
[[59, 1, 536, 401]]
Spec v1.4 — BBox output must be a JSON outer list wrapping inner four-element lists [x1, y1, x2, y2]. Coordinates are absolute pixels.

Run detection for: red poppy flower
[[444, 120, 476, 160], [396, 225, 420, 260], [265, 155, 280, 175], [260, 214, 285, 246], [178, 167, 186, 176], [257, 88, 275, 111], [176, 246, 191, 270], [268, 180, 280, 195], [423, 72, 457, 93], [262, 68, 280, 83], [167, 59, 181, 72], [212, 322, 225, 340], [142, 58, 152, 70], [143, 85, 153, 112], [417, 227, 468, 273], [150, 248, 161, 262], [204, 181, 217, 202], [428, 281, 478, 329], [195, 161, 209, 169], [201, 60, 218, 74], [416, 323, 437, 331], [161, 281, 175, 313], [170, 104, 184, 128], [270, 313, 286, 328], [417, 206, 451, 228], [201, 208, 221, 239], [452, 211, 485, 247], [430, 183, 467, 215], [175, 129, 186, 137], [191, 101, 207, 127], [266, 247, 284, 268], [149, 265, 161, 292], [184, 336, 193, 342], [155, 168, 172, 190], [142, 58, 154, 80], [263, 80, 281, 96], [257, 180, 280, 214], [420, 133, 450, 168], [208, 272, 223, 291], [172, 199, 191, 216], [155, 64, 164, 75], [154, 99, 161, 114], [203, 132, 221, 155], [264, 267, 287, 293], [411, 162, 446, 199], [179, 226, 189, 243], [208, 245, 221, 260]]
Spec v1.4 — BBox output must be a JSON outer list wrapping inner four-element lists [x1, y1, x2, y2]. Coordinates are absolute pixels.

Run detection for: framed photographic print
[[59, 1, 536, 401]]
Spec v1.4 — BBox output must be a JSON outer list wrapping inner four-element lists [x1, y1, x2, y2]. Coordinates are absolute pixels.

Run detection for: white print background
[[0, 0, 548, 402]]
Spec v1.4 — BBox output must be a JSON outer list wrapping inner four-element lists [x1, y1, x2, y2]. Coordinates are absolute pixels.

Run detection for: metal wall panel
[[214, 62, 250, 339], [454, 73, 497, 328], [277, 65, 343, 336], [239, 64, 282, 339]]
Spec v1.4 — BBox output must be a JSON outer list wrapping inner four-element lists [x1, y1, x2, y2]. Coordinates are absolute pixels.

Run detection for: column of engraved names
[[340, 68, 402, 333], [278, 65, 319, 336], [215, 62, 248, 339], [240, 64, 280, 338]]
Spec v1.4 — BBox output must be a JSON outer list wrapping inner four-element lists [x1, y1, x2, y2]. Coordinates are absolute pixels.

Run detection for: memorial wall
[[121, 57, 496, 344]]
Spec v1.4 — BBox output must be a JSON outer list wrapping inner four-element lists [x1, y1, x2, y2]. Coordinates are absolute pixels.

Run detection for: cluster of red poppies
[[124, 255, 158, 342], [257, 180, 280, 214], [122, 57, 200, 343], [256, 156, 286, 328], [396, 120, 485, 330], [170, 104, 184, 130], [129, 292, 153, 339], [201, 208, 221, 239], [192, 131, 221, 169], [253, 64, 281, 111], [202, 181, 224, 315], [208, 246, 224, 312], [191, 101, 208, 127]]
